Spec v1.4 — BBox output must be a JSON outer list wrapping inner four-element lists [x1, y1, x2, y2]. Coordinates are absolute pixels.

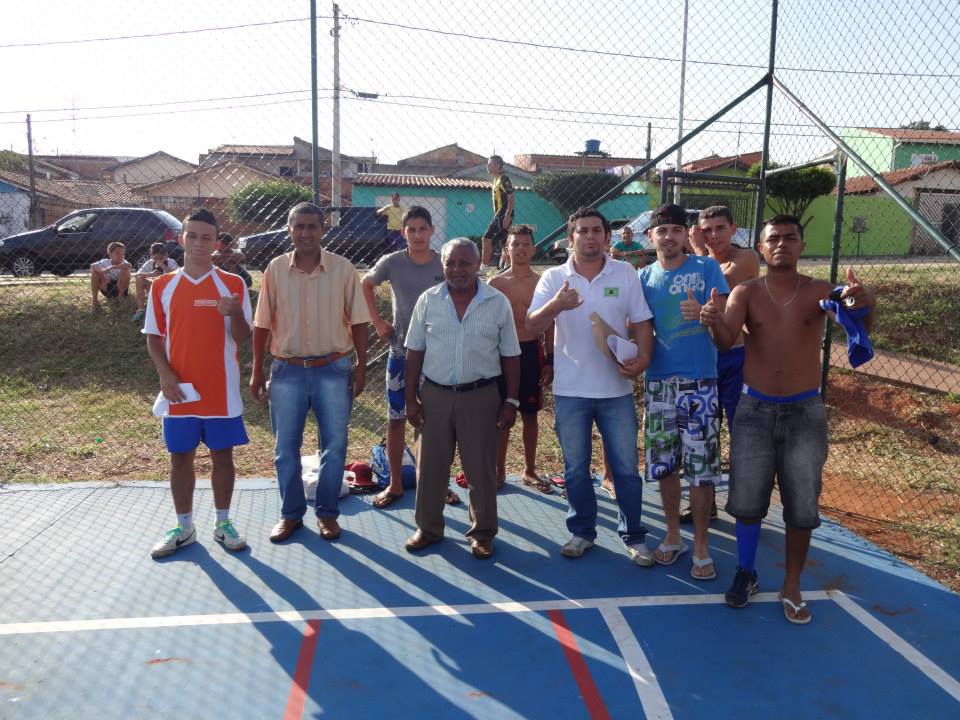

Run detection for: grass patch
[[1, 268, 958, 590]]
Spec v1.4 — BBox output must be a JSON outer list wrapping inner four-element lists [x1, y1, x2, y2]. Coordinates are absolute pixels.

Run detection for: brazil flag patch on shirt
[[604, 287, 620, 297]]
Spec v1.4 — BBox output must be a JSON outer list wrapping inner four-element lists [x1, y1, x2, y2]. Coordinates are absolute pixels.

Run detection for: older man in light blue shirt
[[404, 238, 521, 559]]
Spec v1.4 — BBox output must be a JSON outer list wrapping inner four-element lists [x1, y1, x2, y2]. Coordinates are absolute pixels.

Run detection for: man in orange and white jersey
[[143, 208, 252, 559]]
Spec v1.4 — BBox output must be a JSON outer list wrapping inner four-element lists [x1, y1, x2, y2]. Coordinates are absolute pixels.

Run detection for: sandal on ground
[[548, 475, 565, 489], [445, 488, 462, 505], [372, 490, 403, 509], [521, 474, 553, 494], [600, 481, 616, 499], [780, 594, 812, 625], [690, 555, 717, 581], [654, 541, 689, 566], [454, 471, 468, 489]]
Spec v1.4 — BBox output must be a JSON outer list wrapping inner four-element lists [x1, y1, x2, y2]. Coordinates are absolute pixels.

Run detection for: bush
[[533, 172, 621, 217], [227, 180, 312, 226]]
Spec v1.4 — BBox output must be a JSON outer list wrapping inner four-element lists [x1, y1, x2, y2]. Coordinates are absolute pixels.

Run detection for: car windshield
[[57, 212, 97, 232]]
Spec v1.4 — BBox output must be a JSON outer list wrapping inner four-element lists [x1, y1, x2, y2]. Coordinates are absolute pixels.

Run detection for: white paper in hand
[[152, 383, 202, 416], [606, 335, 638, 365]]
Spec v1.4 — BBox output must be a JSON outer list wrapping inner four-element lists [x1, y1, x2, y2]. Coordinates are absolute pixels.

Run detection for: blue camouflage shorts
[[643, 377, 721, 486], [386, 349, 406, 420]]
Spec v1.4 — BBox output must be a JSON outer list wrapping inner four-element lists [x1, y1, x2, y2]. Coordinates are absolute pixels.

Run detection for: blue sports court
[[1, 477, 958, 719]]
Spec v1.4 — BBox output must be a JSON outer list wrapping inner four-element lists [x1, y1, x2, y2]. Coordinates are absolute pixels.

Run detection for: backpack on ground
[[370, 440, 417, 489]]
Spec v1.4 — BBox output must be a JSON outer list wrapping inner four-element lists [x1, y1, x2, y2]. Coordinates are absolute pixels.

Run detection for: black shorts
[[483, 212, 509, 246], [517, 340, 544, 414], [100, 279, 121, 298]]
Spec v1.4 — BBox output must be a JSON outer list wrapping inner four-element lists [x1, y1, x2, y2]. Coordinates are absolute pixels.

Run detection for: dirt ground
[[822, 372, 960, 592]]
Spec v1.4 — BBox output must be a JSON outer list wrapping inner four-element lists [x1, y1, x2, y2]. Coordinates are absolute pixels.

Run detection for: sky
[[1, 0, 957, 171]]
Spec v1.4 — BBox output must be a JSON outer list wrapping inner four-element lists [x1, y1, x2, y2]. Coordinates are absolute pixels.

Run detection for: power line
[[2, 11, 956, 80], [0, 90, 324, 115], [346, 15, 960, 79], [4, 90, 949, 141], [0, 17, 316, 49]]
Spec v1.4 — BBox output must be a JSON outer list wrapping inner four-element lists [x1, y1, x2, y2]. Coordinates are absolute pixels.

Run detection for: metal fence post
[[821, 151, 848, 400]]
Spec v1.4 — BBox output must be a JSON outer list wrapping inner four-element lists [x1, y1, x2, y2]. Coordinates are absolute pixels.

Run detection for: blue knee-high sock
[[735, 521, 761, 572]]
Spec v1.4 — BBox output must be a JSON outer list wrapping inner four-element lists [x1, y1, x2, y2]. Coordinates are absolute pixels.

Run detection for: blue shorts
[[717, 345, 745, 431], [386, 349, 406, 421], [162, 415, 249, 454]]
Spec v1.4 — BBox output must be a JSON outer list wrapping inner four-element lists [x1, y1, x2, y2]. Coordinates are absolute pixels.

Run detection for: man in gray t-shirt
[[362, 206, 455, 509]]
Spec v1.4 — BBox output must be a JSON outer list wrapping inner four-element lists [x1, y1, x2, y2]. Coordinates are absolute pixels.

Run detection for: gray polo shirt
[[366, 250, 444, 350]]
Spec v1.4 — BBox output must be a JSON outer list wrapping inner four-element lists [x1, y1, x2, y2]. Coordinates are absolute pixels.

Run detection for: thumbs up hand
[[840, 267, 874, 310], [680, 287, 702, 321], [699, 287, 722, 326], [553, 280, 583, 312], [218, 293, 243, 317]]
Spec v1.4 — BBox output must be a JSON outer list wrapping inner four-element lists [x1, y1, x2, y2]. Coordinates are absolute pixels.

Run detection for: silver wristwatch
[[504, 397, 520, 408]]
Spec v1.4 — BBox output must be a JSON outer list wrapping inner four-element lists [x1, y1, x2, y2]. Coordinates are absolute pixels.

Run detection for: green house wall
[[351, 184, 650, 243]]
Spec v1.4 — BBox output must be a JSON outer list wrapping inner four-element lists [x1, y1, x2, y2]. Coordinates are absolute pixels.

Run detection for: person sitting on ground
[[212, 233, 253, 288], [90, 241, 132, 312], [144, 208, 253, 559], [611, 225, 647, 269], [489, 224, 555, 494], [132, 242, 179, 324]]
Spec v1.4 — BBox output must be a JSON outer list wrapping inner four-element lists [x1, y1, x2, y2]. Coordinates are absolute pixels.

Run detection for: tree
[[900, 120, 948, 132], [0, 150, 26, 173], [532, 171, 621, 217], [227, 180, 312, 226], [749, 162, 836, 226]]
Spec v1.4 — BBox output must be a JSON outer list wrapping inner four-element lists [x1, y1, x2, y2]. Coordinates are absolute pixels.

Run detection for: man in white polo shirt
[[527, 207, 655, 564]]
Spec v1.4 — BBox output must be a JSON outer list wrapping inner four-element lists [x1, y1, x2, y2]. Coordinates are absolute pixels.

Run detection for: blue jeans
[[268, 356, 353, 520], [554, 394, 646, 545]]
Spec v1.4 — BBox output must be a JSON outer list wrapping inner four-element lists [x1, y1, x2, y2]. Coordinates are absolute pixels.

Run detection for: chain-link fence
[[1, 0, 958, 584]]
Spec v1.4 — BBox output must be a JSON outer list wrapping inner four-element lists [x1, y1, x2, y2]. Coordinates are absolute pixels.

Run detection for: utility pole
[[674, 0, 689, 204], [309, 0, 320, 204], [645, 122, 652, 165], [26, 114, 38, 229], [331, 2, 342, 208]]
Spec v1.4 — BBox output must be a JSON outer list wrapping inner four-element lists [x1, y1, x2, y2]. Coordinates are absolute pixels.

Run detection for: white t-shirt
[[137, 257, 179, 275], [530, 255, 652, 399], [93, 258, 131, 281]]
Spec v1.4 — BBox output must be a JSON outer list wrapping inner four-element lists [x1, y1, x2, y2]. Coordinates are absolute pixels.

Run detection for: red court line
[[548, 609, 611, 720], [284, 619, 321, 720]]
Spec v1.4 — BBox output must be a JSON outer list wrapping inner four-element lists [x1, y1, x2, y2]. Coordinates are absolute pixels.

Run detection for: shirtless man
[[489, 225, 555, 494], [700, 214, 875, 624], [684, 206, 760, 522]]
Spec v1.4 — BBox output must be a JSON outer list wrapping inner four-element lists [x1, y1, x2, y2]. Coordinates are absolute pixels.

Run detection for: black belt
[[425, 376, 498, 392]]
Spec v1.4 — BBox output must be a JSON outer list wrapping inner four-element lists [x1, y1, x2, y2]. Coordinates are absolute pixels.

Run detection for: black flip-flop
[[372, 491, 403, 508]]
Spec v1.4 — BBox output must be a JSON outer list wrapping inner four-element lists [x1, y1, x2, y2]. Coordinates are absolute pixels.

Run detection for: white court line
[[0, 591, 830, 636], [831, 590, 960, 704], [600, 606, 673, 720]]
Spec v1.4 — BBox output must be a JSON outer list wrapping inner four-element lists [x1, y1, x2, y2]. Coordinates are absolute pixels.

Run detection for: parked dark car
[[0, 207, 183, 277], [237, 206, 389, 270]]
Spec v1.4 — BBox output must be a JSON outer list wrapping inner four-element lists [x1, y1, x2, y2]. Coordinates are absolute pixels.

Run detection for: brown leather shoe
[[317, 517, 341, 541], [269, 518, 303, 543], [404, 529, 440, 553], [470, 538, 493, 559]]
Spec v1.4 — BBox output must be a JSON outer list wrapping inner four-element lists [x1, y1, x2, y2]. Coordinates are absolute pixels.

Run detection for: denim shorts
[[727, 393, 828, 529], [643, 377, 721, 486]]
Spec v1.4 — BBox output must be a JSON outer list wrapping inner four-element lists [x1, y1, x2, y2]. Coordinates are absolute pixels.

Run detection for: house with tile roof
[[840, 127, 960, 178], [104, 151, 196, 185]]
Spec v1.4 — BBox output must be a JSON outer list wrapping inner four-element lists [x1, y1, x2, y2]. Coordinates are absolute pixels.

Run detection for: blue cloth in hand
[[819, 288, 874, 368]]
